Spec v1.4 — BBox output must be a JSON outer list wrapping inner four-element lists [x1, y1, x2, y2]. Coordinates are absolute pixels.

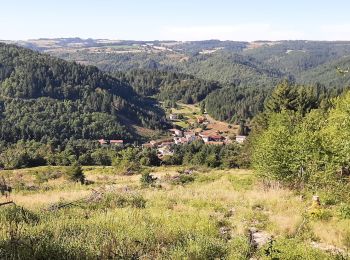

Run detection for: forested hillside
[[245, 41, 350, 77], [299, 56, 350, 88], [0, 43, 168, 144], [9, 39, 350, 122], [113, 70, 222, 104]]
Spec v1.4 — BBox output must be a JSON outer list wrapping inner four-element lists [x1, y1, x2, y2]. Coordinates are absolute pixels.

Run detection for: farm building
[[236, 135, 247, 144], [169, 128, 183, 137], [110, 140, 124, 147], [169, 114, 178, 120]]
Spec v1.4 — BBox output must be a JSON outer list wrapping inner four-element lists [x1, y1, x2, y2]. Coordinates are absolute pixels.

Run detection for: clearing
[[0, 166, 348, 259]]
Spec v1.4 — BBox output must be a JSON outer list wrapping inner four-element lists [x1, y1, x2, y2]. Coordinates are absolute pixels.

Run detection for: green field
[[0, 166, 348, 259]]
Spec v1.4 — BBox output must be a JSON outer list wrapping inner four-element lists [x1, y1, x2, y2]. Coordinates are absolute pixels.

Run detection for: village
[[98, 103, 247, 159]]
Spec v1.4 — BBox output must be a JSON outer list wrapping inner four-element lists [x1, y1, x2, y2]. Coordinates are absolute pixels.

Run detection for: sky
[[1, 0, 350, 41]]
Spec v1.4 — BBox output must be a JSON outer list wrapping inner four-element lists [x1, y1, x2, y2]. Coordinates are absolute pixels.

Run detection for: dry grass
[[1, 165, 349, 252]]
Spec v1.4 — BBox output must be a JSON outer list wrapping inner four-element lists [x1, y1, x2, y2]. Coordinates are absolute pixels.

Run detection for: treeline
[[0, 43, 168, 143], [251, 81, 350, 199], [0, 140, 157, 170], [162, 140, 249, 168], [0, 139, 248, 170]]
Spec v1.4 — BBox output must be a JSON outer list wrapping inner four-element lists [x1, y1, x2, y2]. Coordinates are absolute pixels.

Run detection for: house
[[98, 139, 107, 145], [142, 143, 154, 149], [236, 135, 247, 144], [169, 128, 183, 137], [157, 147, 174, 157], [110, 140, 124, 147], [209, 135, 224, 142], [159, 141, 174, 148], [98, 139, 124, 147], [98, 139, 109, 147], [150, 140, 157, 146], [224, 137, 233, 144], [199, 134, 210, 143], [206, 141, 224, 146], [169, 114, 178, 121], [184, 132, 197, 142], [174, 137, 188, 145]]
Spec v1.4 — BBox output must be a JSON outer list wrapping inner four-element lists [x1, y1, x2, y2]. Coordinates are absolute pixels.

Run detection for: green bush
[[171, 174, 195, 185], [35, 169, 62, 184], [140, 172, 157, 187], [308, 208, 333, 221], [257, 238, 332, 259], [65, 164, 85, 184], [339, 204, 350, 219]]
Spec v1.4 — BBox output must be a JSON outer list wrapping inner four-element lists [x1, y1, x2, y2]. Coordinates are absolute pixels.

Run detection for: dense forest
[[113, 70, 222, 104], [22, 39, 350, 122], [0, 43, 168, 145]]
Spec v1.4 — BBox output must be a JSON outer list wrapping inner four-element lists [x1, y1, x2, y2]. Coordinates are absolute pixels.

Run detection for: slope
[[0, 43, 167, 144]]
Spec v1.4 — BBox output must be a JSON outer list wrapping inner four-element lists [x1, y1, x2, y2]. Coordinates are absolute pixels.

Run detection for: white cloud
[[160, 24, 305, 41]]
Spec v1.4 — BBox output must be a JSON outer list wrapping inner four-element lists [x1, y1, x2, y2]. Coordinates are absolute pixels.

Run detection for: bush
[[308, 208, 332, 221], [65, 164, 85, 184], [140, 172, 157, 187], [171, 174, 195, 185], [35, 169, 62, 184], [257, 238, 331, 259], [339, 204, 350, 219]]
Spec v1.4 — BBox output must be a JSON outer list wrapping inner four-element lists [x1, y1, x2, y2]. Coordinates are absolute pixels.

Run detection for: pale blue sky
[[1, 0, 350, 41]]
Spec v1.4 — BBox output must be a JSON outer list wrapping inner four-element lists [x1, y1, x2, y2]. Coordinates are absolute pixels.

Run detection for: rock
[[312, 195, 321, 206], [183, 169, 194, 175], [219, 226, 232, 240], [248, 228, 271, 249], [310, 241, 348, 256]]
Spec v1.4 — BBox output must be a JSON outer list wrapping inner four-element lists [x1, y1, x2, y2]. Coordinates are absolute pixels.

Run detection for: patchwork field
[[0, 166, 349, 259]]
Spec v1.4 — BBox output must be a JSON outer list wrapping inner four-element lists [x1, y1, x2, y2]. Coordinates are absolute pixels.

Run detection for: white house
[[169, 114, 178, 121], [236, 135, 247, 144], [169, 128, 183, 137], [184, 132, 197, 142]]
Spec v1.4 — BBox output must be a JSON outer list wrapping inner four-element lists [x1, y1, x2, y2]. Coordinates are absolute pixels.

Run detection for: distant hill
[[7, 38, 350, 122], [298, 56, 350, 88], [113, 70, 222, 104], [0, 43, 167, 144]]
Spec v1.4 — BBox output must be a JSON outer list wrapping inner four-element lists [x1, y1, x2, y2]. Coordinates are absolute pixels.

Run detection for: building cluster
[[97, 113, 247, 159], [141, 129, 247, 158]]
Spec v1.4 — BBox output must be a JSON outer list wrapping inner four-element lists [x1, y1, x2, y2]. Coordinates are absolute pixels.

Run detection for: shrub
[[171, 174, 195, 185], [140, 172, 157, 187], [308, 208, 332, 221], [339, 204, 350, 219], [35, 170, 62, 184], [257, 238, 331, 259], [65, 164, 85, 184]]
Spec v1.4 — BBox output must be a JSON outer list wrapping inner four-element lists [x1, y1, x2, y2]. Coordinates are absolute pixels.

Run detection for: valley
[[0, 39, 350, 259]]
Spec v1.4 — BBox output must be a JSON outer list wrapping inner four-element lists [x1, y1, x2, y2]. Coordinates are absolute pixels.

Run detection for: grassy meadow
[[0, 166, 349, 259]]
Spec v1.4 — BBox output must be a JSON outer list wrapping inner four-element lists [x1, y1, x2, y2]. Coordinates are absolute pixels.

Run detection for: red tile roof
[[110, 140, 123, 144]]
